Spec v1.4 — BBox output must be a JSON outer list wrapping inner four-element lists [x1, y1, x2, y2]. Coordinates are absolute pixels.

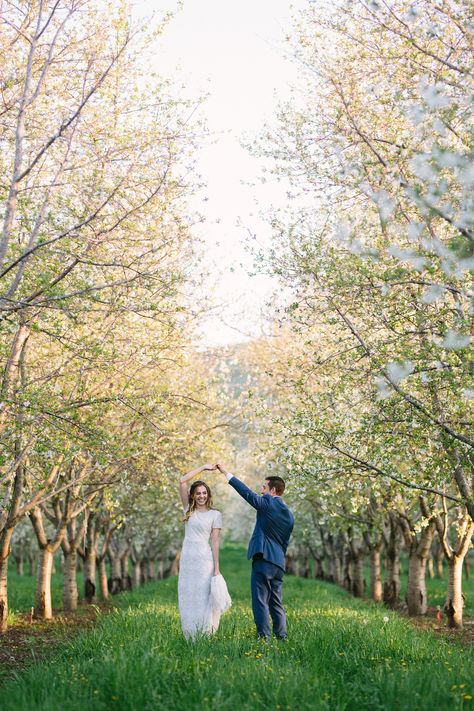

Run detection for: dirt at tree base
[[399, 604, 474, 646], [0, 602, 115, 685]]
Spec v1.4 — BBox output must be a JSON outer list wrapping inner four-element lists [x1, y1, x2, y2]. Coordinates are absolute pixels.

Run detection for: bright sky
[[139, 0, 307, 346]]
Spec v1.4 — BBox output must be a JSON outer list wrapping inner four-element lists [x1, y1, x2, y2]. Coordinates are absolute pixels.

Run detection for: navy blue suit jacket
[[229, 476, 294, 571]]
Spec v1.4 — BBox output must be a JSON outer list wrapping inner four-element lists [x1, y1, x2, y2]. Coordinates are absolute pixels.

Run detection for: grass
[[1, 546, 473, 711]]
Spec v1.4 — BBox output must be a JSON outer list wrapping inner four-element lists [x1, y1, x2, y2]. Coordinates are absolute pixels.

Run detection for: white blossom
[[433, 149, 460, 169], [421, 284, 444, 304], [372, 189, 395, 221], [419, 80, 450, 109], [437, 330, 471, 350], [410, 153, 437, 180], [403, 5, 419, 22], [388, 245, 427, 271], [432, 118, 446, 136], [459, 256, 474, 272], [333, 223, 350, 243], [374, 376, 391, 399], [386, 360, 415, 385], [460, 162, 474, 186], [407, 221, 425, 242], [405, 103, 426, 125]]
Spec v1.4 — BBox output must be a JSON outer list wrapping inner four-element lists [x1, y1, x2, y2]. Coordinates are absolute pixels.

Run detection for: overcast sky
[[140, 0, 307, 346]]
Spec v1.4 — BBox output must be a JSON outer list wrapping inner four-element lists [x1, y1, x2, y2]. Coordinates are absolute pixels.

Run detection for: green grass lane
[[2, 547, 473, 711]]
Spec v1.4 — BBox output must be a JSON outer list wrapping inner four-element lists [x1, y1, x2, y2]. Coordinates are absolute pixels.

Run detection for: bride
[[178, 463, 231, 639]]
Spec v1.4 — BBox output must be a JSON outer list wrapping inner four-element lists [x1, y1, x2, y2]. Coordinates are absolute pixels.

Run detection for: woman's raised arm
[[179, 463, 216, 509]]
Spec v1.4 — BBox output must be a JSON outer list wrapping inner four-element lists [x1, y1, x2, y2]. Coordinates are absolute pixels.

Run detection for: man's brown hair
[[265, 476, 285, 496]]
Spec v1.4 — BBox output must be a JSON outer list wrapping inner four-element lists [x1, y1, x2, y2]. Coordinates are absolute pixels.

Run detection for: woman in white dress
[[178, 464, 231, 640]]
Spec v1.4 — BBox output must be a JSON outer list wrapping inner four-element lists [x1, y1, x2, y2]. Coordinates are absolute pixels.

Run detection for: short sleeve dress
[[178, 508, 229, 639]]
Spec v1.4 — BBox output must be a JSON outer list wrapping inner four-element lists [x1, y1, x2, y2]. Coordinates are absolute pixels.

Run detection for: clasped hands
[[201, 462, 227, 475]]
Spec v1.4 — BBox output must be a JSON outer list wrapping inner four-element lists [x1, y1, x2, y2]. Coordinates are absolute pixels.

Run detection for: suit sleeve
[[228, 476, 271, 511]]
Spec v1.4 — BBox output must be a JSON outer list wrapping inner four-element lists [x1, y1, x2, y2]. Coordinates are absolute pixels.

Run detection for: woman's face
[[194, 485, 208, 507]]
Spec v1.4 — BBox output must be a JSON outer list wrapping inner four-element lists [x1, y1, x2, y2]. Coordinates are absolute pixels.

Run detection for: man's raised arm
[[216, 463, 270, 511]]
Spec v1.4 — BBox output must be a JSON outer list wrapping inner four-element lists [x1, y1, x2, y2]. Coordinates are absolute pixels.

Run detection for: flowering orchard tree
[[252, 0, 472, 627], [0, 0, 213, 633]]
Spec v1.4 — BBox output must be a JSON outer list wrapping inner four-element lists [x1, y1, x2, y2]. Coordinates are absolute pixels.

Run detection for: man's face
[[261, 479, 271, 495]]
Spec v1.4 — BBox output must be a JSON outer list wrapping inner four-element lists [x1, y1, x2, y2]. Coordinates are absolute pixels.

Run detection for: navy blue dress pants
[[251, 558, 287, 639]]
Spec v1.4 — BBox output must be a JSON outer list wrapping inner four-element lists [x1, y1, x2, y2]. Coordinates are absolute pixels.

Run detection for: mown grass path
[[2, 547, 473, 711]]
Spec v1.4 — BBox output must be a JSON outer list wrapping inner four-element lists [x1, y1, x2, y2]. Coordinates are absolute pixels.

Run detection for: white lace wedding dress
[[178, 508, 231, 640]]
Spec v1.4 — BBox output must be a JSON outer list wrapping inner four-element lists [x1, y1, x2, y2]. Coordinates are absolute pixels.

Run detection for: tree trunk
[[330, 554, 341, 585], [108, 551, 122, 594], [63, 548, 78, 613], [133, 560, 142, 589], [406, 554, 429, 616], [109, 552, 121, 579], [351, 553, 364, 597], [28, 552, 35, 576], [342, 550, 352, 591], [445, 555, 466, 629], [121, 551, 131, 590], [427, 555, 434, 579], [383, 542, 401, 607], [83, 515, 98, 604], [298, 554, 310, 578], [0, 530, 13, 633], [84, 547, 97, 603], [84, 548, 97, 603], [147, 559, 155, 581], [35, 548, 54, 620], [313, 557, 324, 579], [15, 554, 24, 576], [369, 547, 382, 602], [435, 542, 444, 578], [170, 551, 180, 577], [406, 519, 435, 616], [98, 557, 108, 601]]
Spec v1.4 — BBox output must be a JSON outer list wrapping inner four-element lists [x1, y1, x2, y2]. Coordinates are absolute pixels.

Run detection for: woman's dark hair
[[184, 480, 213, 522]]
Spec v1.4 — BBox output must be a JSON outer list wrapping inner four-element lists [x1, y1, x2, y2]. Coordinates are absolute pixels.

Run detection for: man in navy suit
[[216, 463, 295, 640]]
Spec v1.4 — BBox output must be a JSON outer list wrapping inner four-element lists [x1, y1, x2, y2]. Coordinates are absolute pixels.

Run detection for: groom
[[216, 463, 295, 640]]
